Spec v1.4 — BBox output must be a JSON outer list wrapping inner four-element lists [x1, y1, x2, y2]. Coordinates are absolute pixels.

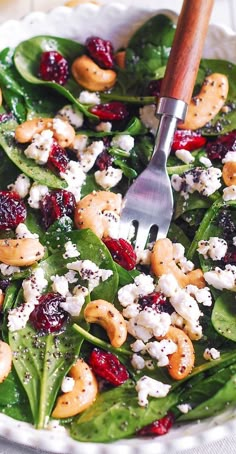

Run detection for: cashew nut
[[0, 238, 45, 266], [222, 161, 236, 186], [52, 358, 98, 419], [0, 341, 12, 383], [15, 118, 75, 148], [115, 51, 126, 69], [74, 190, 122, 238], [151, 238, 205, 288], [84, 299, 127, 348], [160, 326, 195, 380], [0, 292, 4, 310], [71, 55, 117, 92], [179, 73, 229, 130]]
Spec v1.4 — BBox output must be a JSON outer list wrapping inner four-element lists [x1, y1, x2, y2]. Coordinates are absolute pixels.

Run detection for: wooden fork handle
[[160, 0, 214, 104]]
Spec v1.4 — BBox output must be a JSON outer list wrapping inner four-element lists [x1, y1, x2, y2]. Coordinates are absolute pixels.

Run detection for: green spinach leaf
[[212, 292, 236, 342]]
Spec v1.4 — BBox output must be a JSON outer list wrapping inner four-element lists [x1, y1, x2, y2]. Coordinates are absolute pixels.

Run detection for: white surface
[[0, 1, 236, 454]]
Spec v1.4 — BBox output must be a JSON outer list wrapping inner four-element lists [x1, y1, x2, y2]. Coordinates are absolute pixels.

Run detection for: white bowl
[[0, 3, 236, 453]]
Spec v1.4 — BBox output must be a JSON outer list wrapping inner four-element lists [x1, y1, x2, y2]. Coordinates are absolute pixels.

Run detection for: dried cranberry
[[138, 292, 166, 310], [86, 36, 114, 69], [224, 248, 236, 264], [40, 189, 75, 229], [147, 79, 163, 97], [95, 151, 113, 170], [0, 113, 14, 123], [88, 348, 129, 386], [0, 191, 26, 230], [217, 210, 235, 237], [206, 130, 236, 160], [38, 51, 69, 85], [172, 130, 207, 152], [90, 102, 129, 121], [30, 292, 68, 333], [137, 413, 174, 436], [47, 141, 69, 174], [0, 279, 10, 292], [103, 237, 137, 270]]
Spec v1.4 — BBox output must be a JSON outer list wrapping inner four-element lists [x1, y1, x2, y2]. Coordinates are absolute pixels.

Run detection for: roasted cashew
[[0, 238, 45, 266], [84, 299, 127, 347], [115, 51, 126, 69], [222, 161, 236, 186], [15, 118, 75, 148], [52, 358, 98, 419], [179, 73, 229, 130], [74, 190, 122, 238], [0, 292, 4, 310], [160, 326, 195, 380], [71, 55, 117, 92], [151, 238, 205, 288], [0, 341, 12, 383]]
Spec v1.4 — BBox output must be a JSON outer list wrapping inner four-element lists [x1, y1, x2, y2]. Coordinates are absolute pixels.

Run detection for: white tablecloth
[[0, 1, 235, 453]]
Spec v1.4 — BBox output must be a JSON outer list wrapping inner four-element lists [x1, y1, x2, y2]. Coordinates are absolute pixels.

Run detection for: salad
[[0, 10, 235, 445]]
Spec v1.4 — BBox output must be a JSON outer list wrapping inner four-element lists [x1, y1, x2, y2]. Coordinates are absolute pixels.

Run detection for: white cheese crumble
[[60, 285, 89, 316], [78, 91, 100, 105], [197, 237, 228, 261], [130, 339, 146, 353], [78, 140, 104, 173], [73, 134, 88, 155], [52, 118, 70, 137], [175, 149, 195, 164], [118, 274, 155, 307], [135, 249, 152, 266], [63, 241, 80, 259], [95, 166, 123, 189], [135, 376, 171, 406], [61, 376, 75, 393], [0, 264, 20, 276], [22, 268, 47, 304], [95, 122, 112, 132], [185, 285, 212, 307], [177, 403, 192, 414], [15, 223, 39, 239], [111, 134, 134, 153], [199, 156, 212, 167], [127, 310, 171, 342], [66, 259, 113, 292], [8, 301, 36, 332], [223, 185, 236, 201], [8, 174, 31, 198], [222, 151, 236, 163], [60, 160, 86, 202], [131, 354, 145, 370], [204, 265, 236, 291], [139, 104, 158, 135], [171, 167, 222, 197], [145, 339, 177, 367], [51, 275, 69, 297], [102, 210, 120, 239], [203, 347, 221, 361], [56, 105, 83, 129], [233, 237, 236, 247], [28, 183, 49, 209], [24, 130, 54, 165], [64, 270, 78, 284]]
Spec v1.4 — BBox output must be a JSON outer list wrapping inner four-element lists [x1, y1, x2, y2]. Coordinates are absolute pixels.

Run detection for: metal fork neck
[[156, 97, 187, 121]]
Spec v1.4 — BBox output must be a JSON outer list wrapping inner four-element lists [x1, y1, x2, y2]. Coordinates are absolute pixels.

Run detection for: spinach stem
[[72, 323, 132, 356]]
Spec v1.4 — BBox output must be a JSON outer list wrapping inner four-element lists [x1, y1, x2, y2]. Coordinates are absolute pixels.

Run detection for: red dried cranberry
[[40, 189, 75, 229], [0, 113, 14, 123], [138, 292, 166, 310], [224, 248, 236, 264], [88, 348, 129, 386], [206, 130, 236, 160], [103, 237, 137, 270], [38, 51, 69, 85], [0, 191, 26, 230], [137, 413, 174, 436], [47, 141, 69, 174], [90, 102, 129, 121], [95, 151, 113, 170], [172, 130, 207, 152], [147, 79, 163, 97], [86, 36, 114, 69], [29, 292, 68, 333]]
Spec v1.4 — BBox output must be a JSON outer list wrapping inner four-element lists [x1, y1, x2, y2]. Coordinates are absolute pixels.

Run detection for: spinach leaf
[[212, 292, 236, 342], [168, 222, 191, 250], [0, 120, 67, 189], [70, 380, 179, 442], [14, 36, 95, 119]]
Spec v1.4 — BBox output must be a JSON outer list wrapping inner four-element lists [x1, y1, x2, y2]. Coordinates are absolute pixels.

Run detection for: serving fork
[[119, 0, 214, 251]]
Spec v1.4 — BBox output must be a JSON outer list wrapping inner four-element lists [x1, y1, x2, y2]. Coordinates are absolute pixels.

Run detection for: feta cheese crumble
[[60, 285, 89, 316], [51, 275, 69, 297], [199, 156, 212, 167], [22, 268, 47, 304], [222, 151, 236, 163], [66, 259, 113, 292], [139, 104, 158, 135], [56, 105, 84, 129], [175, 149, 195, 164], [177, 403, 192, 414], [223, 185, 236, 201], [197, 237, 228, 261], [78, 91, 100, 105], [61, 376, 75, 393], [63, 241, 80, 259], [135, 376, 171, 406], [78, 140, 104, 173], [95, 122, 112, 132], [95, 166, 123, 189], [204, 265, 236, 291], [60, 160, 86, 202], [0, 264, 21, 276], [24, 130, 54, 165], [171, 167, 222, 197], [8, 301, 36, 332], [28, 183, 49, 209], [111, 134, 134, 153], [8, 174, 31, 198], [203, 348, 221, 361], [15, 223, 39, 239]]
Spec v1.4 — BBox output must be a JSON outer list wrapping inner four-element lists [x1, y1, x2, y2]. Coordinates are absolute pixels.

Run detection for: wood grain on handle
[[160, 0, 214, 104]]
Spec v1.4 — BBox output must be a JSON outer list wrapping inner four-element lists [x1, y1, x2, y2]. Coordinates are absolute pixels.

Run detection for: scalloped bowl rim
[[0, 3, 236, 453]]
